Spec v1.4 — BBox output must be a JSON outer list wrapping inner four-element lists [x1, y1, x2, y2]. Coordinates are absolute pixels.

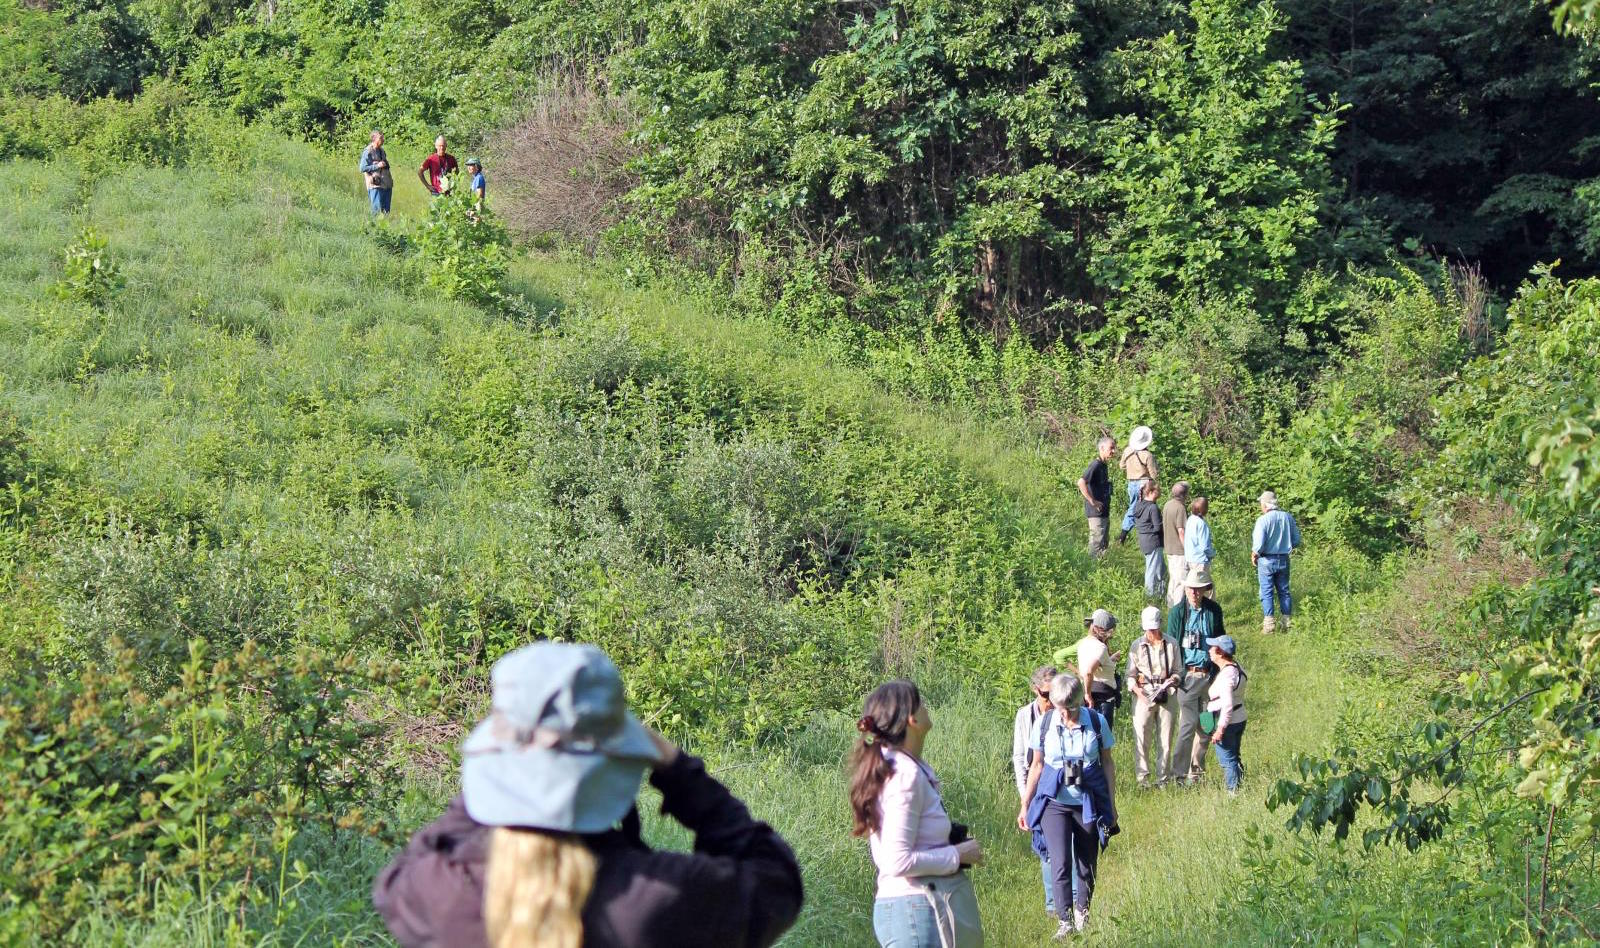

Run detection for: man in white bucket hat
[[1118, 426, 1157, 545]]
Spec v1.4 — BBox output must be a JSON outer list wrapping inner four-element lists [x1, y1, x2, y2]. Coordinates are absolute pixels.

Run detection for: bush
[[51, 227, 124, 308], [415, 191, 511, 309], [0, 639, 416, 943]]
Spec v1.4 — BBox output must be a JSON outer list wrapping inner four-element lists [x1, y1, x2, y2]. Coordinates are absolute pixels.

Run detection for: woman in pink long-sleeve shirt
[[848, 680, 986, 947], [1205, 635, 1249, 793]]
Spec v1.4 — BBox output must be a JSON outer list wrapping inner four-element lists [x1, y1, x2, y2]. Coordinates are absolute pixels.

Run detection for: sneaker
[[1075, 908, 1090, 933], [1053, 918, 1076, 940], [1262, 616, 1276, 634]]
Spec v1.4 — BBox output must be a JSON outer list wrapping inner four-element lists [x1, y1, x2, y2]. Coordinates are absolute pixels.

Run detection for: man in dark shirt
[[1077, 436, 1116, 558], [418, 135, 459, 196]]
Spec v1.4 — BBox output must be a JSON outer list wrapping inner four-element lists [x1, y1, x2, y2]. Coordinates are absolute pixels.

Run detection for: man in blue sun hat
[[375, 641, 804, 947]]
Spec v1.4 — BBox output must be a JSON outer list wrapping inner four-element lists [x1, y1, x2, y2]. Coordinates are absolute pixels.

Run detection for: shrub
[[51, 227, 124, 308], [0, 639, 417, 942], [415, 191, 511, 309]]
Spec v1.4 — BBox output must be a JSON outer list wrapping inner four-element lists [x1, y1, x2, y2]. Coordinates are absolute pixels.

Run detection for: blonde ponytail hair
[[484, 827, 598, 948]]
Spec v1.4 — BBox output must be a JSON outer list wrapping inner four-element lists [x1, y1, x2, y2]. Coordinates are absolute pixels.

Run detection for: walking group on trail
[[359, 130, 487, 217], [371, 425, 1302, 947]]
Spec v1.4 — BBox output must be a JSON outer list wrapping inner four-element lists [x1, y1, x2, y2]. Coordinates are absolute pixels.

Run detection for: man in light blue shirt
[[1183, 496, 1215, 589], [1251, 490, 1302, 633]]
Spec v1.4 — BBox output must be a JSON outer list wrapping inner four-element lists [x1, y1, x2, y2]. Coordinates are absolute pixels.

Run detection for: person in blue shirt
[[1251, 490, 1303, 633], [466, 157, 486, 211], [1183, 496, 1216, 598], [359, 130, 394, 216], [1017, 673, 1118, 939]]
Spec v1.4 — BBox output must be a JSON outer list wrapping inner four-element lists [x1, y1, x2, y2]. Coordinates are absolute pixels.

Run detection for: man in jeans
[[1011, 665, 1059, 917], [1251, 490, 1303, 633], [359, 130, 394, 216], [1161, 482, 1190, 605], [1129, 606, 1182, 788], [1076, 436, 1115, 558], [1166, 572, 1223, 784]]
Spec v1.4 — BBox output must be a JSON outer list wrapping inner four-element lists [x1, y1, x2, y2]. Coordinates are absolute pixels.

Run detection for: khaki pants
[[1175, 668, 1212, 780], [1166, 554, 1188, 606], [1132, 694, 1177, 785], [1087, 517, 1108, 558]]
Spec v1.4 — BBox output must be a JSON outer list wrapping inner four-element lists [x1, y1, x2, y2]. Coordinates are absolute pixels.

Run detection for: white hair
[[1049, 673, 1084, 709]]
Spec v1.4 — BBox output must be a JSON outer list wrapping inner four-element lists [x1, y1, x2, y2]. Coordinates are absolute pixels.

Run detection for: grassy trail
[[521, 256, 1375, 947]]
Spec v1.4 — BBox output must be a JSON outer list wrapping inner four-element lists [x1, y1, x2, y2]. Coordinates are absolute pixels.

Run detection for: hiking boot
[[1280, 615, 1292, 633], [1117, 529, 1129, 546], [1053, 917, 1076, 940], [1262, 615, 1276, 634], [1074, 908, 1090, 934]]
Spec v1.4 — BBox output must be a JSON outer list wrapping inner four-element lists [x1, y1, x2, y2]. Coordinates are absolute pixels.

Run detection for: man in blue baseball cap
[[375, 641, 803, 947]]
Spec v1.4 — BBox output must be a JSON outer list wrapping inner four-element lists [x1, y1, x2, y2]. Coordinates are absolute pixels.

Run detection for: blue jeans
[[1213, 720, 1246, 790], [368, 187, 392, 215], [1120, 479, 1147, 532], [1257, 553, 1291, 617], [1143, 549, 1167, 598], [873, 895, 940, 947], [1039, 851, 1055, 913]]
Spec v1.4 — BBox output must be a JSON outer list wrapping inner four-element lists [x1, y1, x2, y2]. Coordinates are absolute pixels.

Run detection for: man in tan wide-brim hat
[[1166, 569, 1223, 783], [1118, 426, 1157, 545]]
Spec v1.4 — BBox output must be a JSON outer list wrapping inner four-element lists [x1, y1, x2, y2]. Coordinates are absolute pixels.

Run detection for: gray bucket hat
[[461, 641, 659, 832]]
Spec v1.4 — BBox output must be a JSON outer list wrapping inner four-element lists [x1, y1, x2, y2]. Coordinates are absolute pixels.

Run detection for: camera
[[1144, 681, 1175, 706], [949, 822, 969, 845]]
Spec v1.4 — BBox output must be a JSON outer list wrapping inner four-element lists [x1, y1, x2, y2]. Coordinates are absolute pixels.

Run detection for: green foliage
[[51, 227, 125, 307], [416, 191, 511, 308], [0, 638, 414, 943], [1269, 272, 1600, 939], [0, 0, 154, 100]]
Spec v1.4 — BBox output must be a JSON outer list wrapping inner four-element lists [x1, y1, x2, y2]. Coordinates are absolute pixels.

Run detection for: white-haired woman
[[1017, 673, 1118, 939]]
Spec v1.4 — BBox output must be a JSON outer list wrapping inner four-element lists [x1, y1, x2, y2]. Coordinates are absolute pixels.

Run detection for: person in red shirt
[[417, 135, 459, 195]]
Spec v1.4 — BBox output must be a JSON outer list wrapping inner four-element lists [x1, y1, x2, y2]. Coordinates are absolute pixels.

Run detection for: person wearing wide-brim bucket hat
[[1117, 426, 1158, 544], [374, 641, 804, 948], [1166, 569, 1225, 785]]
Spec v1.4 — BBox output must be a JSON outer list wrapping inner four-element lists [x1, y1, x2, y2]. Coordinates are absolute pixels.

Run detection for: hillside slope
[[1, 143, 1394, 945]]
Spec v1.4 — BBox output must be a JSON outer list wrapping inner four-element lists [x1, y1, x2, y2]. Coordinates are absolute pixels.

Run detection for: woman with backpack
[[1017, 673, 1118, 940], [850, 680, 986, 948], [1205, 634, 1249, 793], [372, 641, 803, 948]]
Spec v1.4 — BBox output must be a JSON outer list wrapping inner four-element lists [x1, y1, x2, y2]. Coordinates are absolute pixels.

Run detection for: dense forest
[[2, 0, 1598, 942]]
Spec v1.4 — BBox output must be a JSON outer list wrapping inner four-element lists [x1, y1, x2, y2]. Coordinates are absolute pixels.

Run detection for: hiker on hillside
[[1017, 673, 1118, 939], [1071, 609, 1122, 730], [852, 680, 985, 948], [1076, 436, 1116, 558], [1205, 635, 1249, 793], [466, 156, 486, 212], [372, 642, 803, 948], [418, 135, 459, 196], [1252, 490, 1302, 633], [1167, 572, 1224, 785], [1117, 426, 1157, 544], [1132, 481, 1165, 598], [1129, 606, 1182, 789], [1012, 666, 1059, 919], [1184, 497, 1216, 600], [359, 129, 394, 216], [1162, 482, 1190, 605]]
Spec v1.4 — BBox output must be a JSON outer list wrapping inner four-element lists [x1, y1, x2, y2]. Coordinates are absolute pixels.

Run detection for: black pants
[[1090, 685, 1120, 730], [1041, 799, 1098, 919]]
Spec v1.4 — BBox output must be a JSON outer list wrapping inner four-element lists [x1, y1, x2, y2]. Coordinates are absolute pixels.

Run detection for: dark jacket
[[372, 753, 803, 948], [1132, 498, 1163, 554]]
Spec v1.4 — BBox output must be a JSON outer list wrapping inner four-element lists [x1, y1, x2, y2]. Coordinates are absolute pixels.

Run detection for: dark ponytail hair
[[848, 680, 921, 837]]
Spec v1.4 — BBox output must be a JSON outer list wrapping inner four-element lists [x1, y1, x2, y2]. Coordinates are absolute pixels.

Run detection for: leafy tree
[[1281, 0, 1600, 284]]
